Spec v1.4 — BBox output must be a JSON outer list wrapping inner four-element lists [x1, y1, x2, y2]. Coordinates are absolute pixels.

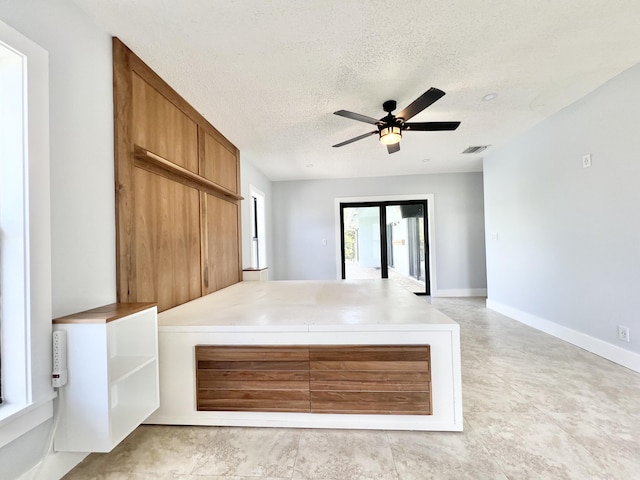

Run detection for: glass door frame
[[339, 199, 431, 295]]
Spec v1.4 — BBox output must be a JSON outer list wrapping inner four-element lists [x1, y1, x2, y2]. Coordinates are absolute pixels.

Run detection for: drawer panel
[[196, 345, 310, 412]]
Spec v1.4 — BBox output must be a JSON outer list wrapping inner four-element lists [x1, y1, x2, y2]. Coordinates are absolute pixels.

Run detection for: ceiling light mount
[[382, 100, 397, 113]]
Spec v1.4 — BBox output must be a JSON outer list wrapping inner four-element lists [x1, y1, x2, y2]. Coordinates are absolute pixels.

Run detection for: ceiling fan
[[332, 87, 460, 154]]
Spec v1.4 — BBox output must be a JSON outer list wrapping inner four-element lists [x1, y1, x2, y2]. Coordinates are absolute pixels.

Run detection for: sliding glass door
[[342, 206, 382, 280], [340, 200, 430, 295]]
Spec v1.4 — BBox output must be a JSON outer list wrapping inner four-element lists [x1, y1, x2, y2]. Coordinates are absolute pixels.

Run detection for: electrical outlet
[[617, 325, 630, 343], [582, 154, 592, 168], [52, 330, 68, 387]]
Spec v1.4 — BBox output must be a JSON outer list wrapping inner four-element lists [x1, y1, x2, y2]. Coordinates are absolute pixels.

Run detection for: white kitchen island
[[146, 279, 463, 431]]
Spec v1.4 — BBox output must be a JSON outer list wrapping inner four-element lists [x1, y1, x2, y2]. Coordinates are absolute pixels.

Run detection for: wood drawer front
[[309, 345, 431, 415], [196, 346, 310, 412], [196, 345, 431, 415]]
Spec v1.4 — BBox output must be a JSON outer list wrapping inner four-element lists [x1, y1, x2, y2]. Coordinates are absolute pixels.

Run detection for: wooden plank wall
[[113, 38, 242, 312]]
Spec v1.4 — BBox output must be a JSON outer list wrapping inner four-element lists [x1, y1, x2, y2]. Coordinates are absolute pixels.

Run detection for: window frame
[[249, 185, 267, 270], [0, 19, 54, 449]]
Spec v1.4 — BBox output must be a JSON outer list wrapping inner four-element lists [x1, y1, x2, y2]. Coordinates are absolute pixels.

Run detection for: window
[[249, 185, 267, 269], [0, 37, 27, 407], [0, 19, 53, 447]]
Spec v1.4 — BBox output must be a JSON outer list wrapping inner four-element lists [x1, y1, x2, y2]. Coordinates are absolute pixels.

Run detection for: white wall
[[0, 0, 115, 478], [0, 0, 116, 318], [271, 173, 487, 295], [484, 63, 640, 364]]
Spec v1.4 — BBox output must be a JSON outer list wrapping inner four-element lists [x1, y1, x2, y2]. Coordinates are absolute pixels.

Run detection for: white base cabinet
[[53, 303, 159, 453]]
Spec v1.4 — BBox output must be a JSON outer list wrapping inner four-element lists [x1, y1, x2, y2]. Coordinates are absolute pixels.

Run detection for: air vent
[[462, 145, 489, 154]]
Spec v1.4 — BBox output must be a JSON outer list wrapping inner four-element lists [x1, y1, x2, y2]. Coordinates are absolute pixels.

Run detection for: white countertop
[[159, 280, 457, 332]]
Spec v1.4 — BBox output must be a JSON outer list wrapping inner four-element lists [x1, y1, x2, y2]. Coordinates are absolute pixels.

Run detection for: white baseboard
[[433, 288, 487, 297], [19, 451, 89, 480], [486, 299, 640, 373]]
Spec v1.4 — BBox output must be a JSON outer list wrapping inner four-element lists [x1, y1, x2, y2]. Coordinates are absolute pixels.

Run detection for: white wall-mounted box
[[52, 303, 159, 453]]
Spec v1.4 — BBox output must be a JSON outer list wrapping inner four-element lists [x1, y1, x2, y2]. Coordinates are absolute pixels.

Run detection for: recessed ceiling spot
[[421, 158, 431, 162], [462, 145, 490, 154], [482, 93, 498, 101], [306, 164, 314, 168]]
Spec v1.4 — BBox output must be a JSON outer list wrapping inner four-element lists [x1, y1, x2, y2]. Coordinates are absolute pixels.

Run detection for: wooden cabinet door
[[200, 129, 239, 194], [133, 168, 201, 311], [132, 74, 198, 173], [201, 193, 241, 294], [309, 345, 432, 415], [196, 346, 310, 412]]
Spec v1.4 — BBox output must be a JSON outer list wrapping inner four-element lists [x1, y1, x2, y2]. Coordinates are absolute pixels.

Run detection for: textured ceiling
[[71, 0, 640, 181]]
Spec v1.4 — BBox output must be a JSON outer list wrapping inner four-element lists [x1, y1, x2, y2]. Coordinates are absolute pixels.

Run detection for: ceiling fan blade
[[334, 110, 380, 125], [404, 121, 461, 131], [387, 143, 400, 154], [396, 88, 446, 121], [332, 130, 378, 148]]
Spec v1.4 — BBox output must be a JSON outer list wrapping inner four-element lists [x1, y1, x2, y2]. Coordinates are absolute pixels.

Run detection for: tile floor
[[63, 298, 640, 480]]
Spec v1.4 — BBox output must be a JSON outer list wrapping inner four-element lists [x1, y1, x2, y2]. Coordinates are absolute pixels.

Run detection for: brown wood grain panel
[[310, 370, 430, 384], [198, 370, 310, 384], [196, 346, 312, 412], [133, 168, 201, 311], [198, 399, 310, 413], [199, 380, 310, 391], [113, 38, 242, 312], [201, 130, 239, 194], [200, 389, 309, 400], [309, 345, 432, 415], [53, 303, 156, 324], [132, 74, 198, 173], [196, 346, 309, 361], [310, 391, 430, 404], [120, 39, 237, 156], [310, 391, 431, 415], [201, 194, 241, 293], [113, 38, 136, 304], [198, 361, 309, 371], [310, 360, 430, 372], [310, 345, 430, 362], [134, 146, 241, 201], [308, 406, 432, 415], [196, 345, 431, 415], [310, 380, 430, 392]]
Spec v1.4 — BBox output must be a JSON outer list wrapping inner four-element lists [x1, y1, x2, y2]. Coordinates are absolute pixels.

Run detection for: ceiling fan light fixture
[[379, 125, 402, 145]]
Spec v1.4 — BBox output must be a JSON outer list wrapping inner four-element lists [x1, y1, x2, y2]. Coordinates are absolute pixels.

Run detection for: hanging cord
[[29, 387, 63, 480]]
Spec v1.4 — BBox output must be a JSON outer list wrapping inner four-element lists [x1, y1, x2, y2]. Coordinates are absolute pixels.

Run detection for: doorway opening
[[339, 200, 430, 295]]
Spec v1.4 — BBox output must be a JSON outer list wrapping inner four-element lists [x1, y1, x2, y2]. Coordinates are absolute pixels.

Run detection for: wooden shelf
[[133, 145, 243, 201], [53, 302, 156, 324], [109, 355, 157, 384]]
